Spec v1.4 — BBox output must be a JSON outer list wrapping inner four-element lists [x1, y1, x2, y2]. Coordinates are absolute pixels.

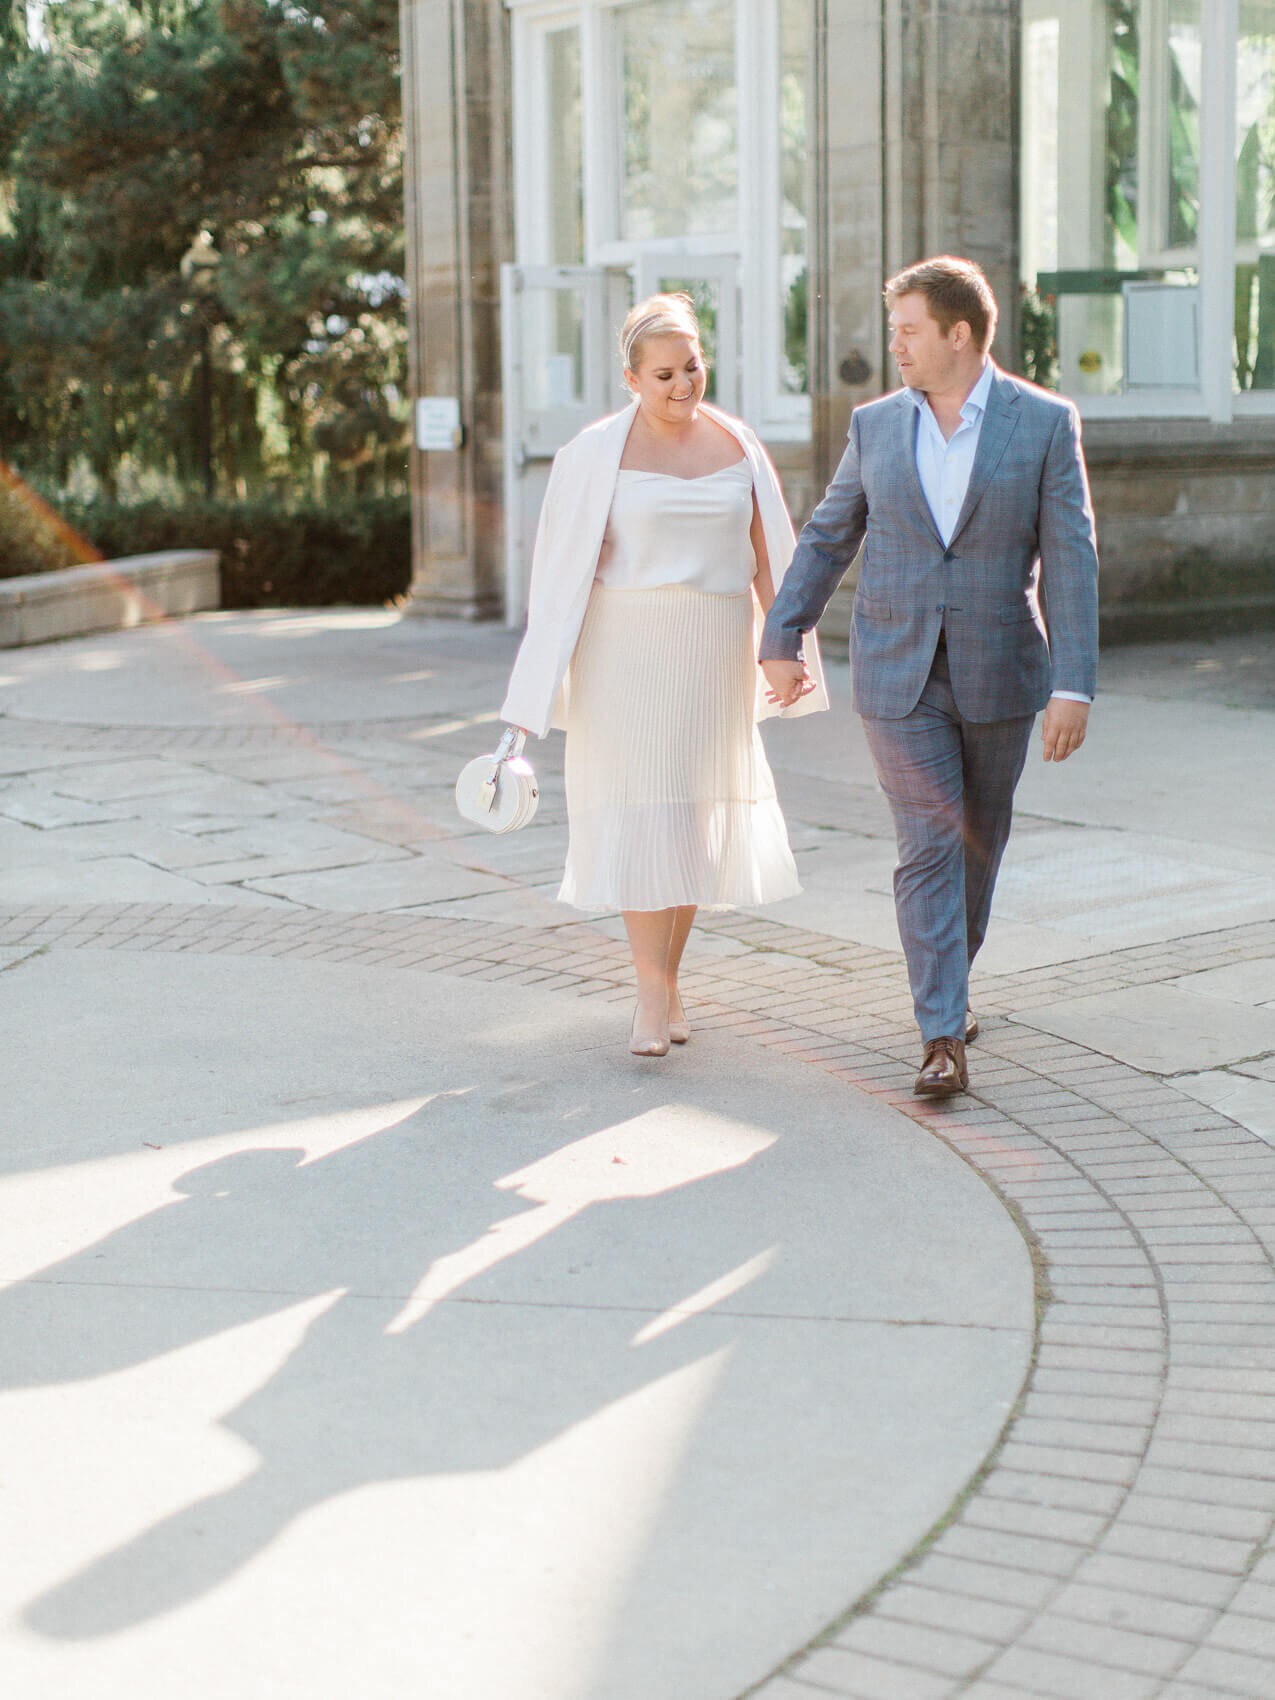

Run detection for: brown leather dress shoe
[[914, 1036, 968, 1097], [965, 1009, 979, 1044]]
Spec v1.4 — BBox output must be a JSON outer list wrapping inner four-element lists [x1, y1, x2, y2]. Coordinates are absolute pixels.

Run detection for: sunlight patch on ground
[[2, 1332, 728, 1700], [406, 710, 501, 740], [385, 1108, 776, 1334], [207, 611, 402, 635], [1, 1289, 348, 1625], [632, 1249, 778, 1345], [216, 676, 302, 696], [0, 1099, 439, 1285]]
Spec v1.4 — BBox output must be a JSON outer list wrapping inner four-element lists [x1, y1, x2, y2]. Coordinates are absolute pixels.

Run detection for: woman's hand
[[761, 659, 814, 707]]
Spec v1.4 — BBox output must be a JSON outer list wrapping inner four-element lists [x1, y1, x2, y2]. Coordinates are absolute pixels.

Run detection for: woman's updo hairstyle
[[620, 292, 703, 375]]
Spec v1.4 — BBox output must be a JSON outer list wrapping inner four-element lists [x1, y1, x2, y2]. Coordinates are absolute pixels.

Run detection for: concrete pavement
[[1, 611, 1273, 1700]]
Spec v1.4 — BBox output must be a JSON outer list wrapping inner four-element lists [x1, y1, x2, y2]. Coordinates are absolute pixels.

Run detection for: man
[[760, 256, 1098, 1098]]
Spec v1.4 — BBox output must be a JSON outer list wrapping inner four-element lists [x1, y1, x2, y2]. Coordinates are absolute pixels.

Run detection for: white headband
[[622, 310, 692, 371]]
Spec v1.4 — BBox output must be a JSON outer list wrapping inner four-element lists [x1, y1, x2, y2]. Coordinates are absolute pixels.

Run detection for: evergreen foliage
[[60, 493, 411, 605], [0, 0, 406, 504]]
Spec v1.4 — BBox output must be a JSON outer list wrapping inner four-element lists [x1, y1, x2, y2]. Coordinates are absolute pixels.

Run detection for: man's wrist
[[757, 633, 804, 663]]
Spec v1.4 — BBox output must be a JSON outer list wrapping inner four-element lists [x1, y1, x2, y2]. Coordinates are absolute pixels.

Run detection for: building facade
[[401, 0, 1275, 638]]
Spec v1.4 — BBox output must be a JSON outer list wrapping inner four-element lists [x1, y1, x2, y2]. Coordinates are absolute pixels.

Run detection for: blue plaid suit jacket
[[760, 368, 1100, 721]]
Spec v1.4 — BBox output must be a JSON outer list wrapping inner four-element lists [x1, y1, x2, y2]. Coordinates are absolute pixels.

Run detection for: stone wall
[[0, 552, 221, 647], [1086, 424, 1275, 641]]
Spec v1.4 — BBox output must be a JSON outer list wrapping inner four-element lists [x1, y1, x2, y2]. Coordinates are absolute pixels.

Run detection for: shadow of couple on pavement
[[12, 1078, 783, 1642]]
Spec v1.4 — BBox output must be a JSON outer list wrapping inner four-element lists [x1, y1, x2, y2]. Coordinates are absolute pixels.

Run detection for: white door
[[635, 253, 740, 414], [501, 264, 631, 625]]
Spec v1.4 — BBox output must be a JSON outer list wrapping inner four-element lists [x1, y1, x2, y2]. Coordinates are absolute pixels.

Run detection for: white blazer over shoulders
[[500, 399, 829, 739]]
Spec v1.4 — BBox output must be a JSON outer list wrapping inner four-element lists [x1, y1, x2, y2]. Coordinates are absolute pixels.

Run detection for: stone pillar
[[883, 0, 1021, 367], [810, 0, 887, 493], [400, 0, 512, 619], [807, 0, 1020, 635]]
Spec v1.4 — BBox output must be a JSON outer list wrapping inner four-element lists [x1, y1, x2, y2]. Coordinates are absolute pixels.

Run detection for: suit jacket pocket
[[855, 593, 892, 621], [999, 602, 1037, 624]]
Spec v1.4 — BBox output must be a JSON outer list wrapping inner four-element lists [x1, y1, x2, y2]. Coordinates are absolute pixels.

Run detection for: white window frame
[[507, 0, 812, 438], [1031, 0, 1266, 423]]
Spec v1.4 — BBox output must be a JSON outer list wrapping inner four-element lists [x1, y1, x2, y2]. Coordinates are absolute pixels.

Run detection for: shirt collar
[[906, 360, 995, 421], [963, 360, 995, 420]]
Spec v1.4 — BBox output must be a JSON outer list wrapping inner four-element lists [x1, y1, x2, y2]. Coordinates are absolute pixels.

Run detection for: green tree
[[0, 0, 406, 504]]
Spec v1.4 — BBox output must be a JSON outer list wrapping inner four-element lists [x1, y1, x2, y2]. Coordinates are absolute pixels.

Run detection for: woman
[[502, 294, 827, 1056]]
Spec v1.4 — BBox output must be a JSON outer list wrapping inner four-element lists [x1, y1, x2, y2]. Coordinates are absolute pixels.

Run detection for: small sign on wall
[[415, 397, 463, 450]]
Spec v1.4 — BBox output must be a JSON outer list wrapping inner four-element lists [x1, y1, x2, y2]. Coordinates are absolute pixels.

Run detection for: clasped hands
[[762, 658, 1090, 762], [760, 658, 816, 709]]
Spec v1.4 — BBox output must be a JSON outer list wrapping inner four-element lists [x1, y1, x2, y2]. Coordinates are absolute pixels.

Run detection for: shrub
[[59, 497, 412, 607], [0, 468, 91, 579]]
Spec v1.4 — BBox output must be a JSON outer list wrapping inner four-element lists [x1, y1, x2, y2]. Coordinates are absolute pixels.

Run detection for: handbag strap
[[478, 725, 527, 814]]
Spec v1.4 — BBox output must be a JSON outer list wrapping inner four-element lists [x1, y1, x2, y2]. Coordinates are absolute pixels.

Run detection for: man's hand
[[761, 658, 814, 708], [1041, 697, 1090, 762]]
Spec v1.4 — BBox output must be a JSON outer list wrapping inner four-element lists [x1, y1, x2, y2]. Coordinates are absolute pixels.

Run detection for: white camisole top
[[593, 459, 756, 595]]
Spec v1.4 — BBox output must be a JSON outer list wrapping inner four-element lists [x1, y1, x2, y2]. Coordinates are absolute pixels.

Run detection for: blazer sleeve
[[747, 431, 829, 720], [498, 450, 574, 737], [758, 412, 871, 660], [1036, 404, 1100, 699]]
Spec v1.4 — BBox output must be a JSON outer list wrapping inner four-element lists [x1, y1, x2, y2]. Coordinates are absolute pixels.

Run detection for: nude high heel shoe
[[630, 1005, 670, 1057], [667, 990, 690, 1045]]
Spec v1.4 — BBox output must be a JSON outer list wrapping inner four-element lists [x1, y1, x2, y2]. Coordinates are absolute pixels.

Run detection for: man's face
[[887, 292, 965, 392]]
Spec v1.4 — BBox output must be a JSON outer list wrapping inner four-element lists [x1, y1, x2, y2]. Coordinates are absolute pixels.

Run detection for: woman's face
[[624, 332, 708, 424]]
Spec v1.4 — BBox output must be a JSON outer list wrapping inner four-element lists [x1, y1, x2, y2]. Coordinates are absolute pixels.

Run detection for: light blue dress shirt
[[907, 359, 994, 547], [908, 362, 1090, 704]]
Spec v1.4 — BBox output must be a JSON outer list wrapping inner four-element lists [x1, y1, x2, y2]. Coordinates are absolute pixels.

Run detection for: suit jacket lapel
[[896, 392, 944, 547], [950, 370, 1021, 544]]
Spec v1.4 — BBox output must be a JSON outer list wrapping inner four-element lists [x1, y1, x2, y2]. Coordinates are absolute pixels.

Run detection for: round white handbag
[[454, 726, 539, 833]]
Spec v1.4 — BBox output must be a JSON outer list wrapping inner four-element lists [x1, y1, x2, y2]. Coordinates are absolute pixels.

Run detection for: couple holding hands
[[502, 255, 1099, 1097]]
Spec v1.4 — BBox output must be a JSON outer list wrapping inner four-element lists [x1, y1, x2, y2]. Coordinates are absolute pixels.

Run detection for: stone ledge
[[0, 550, 220, 647], [1084, 417, 1275, 467], [1100, 591, 1275, 645]]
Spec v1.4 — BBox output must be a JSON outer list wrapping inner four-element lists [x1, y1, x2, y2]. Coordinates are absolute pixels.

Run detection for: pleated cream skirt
[[558, 584, 801, 912]]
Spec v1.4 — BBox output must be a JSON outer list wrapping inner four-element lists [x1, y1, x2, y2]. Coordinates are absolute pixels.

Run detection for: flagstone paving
[[2, 611, 1274, 1699]]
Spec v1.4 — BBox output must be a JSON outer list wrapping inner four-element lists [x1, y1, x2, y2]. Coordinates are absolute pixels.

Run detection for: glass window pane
[[523, 289, 585, 413], [1236, 1, 1275, 390], [779, 0, 811, 396], [1167, 1, 1202, 251], [546, 27, 583, 265], [618, 0, 737, 241], [1019, 0, 1201, 398]]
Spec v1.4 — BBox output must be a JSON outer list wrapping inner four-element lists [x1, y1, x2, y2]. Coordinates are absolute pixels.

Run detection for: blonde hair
[[620, 292, 702, 374]]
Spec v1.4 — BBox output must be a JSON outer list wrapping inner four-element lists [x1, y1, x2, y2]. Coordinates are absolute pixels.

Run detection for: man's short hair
[[884, 256, 999, 353]]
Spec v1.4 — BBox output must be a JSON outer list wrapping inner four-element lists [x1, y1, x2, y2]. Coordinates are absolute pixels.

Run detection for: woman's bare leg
[[667, 905, 697, 1038], [623, 908, 675, 1053]]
